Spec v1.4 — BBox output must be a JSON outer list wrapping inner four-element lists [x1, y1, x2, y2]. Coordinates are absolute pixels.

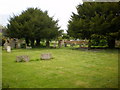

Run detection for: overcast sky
[[0, 0, 83, 31]]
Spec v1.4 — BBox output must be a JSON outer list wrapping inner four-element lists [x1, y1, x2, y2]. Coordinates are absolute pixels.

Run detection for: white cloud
[[0, 0, 83, 30]]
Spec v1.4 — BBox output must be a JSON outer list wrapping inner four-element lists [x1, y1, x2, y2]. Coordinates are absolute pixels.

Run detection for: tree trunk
[[36, 38, 41, 46], [46, 40, 50, 48], [88, 39, 91, 50], [64, 42, 67, 47], [30, 38, 35, 47], [107, 37, 115, 48], [25, 38, 29, 46]]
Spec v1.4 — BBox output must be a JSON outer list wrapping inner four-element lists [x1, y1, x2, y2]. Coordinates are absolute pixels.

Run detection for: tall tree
[[7, 8, 60, 47], [68, 2, 120, 48]]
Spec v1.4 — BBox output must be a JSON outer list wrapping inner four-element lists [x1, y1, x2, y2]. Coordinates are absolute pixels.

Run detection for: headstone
[[3, 42, 8, 50], [10, 39, 16, 49], [16, 55, 30, 62], [7, 46, 11, 52], [17, 43, 21, 48], [15, 39, 19, 48], [53, 43, 57, 48], [58, 40, 62, 48], [17, 39, 25, 48], [16, 56, 22, 62], [41, 53, 52, 60], [61, 40, 64, 46]]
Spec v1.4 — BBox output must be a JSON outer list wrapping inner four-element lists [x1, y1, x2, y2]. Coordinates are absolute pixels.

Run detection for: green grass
[[2, 47, 118, 88]]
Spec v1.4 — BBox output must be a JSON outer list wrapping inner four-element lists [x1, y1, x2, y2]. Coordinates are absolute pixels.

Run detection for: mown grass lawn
[[2, 47, 118, 88]]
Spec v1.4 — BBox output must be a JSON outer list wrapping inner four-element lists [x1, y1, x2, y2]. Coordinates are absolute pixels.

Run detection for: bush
[[91, 39, 107, 46], [21, 43, 26, 48], [91, 34, 107, 46]]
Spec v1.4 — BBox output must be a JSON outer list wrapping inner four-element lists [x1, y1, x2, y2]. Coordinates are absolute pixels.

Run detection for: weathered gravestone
[[16, 39, 25, 48], [3, 41, 9, 50], [58, 40, 62, 48], [16, 55, 30, 62], [41, 53, 52, 60], [17, 43, 21, 48], [10, 39, 16, 49], [53, 43, 57, 48]]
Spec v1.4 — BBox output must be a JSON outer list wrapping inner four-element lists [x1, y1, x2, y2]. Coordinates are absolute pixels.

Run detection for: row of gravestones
[[4, 39, 86, 53], [3, 39, 65, 53], [3, 39, 65, 50], [53, 40, 65, 48], [3, 38, 28, 52], [16, 53, 52, 62], [3, 39, 25, 49]]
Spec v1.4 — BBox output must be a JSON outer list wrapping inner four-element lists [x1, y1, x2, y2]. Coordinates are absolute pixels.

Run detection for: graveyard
[[2, 46, 118, 88], [1, 1, 119, 89]]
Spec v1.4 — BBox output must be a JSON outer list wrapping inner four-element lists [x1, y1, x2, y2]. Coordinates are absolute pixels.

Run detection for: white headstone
[[7, 46, 11, 52]]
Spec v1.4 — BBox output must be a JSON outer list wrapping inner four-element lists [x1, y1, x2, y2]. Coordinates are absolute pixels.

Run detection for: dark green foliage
[[91, 34, 107, 46], [7, 8, 60, 47], [68, 2, 120, 48], [62, 33, 70, 40]]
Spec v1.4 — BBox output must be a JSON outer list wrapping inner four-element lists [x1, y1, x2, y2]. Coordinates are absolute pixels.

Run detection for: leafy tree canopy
[[67, 2, 120, 48], [7, 8, 60, 47]]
